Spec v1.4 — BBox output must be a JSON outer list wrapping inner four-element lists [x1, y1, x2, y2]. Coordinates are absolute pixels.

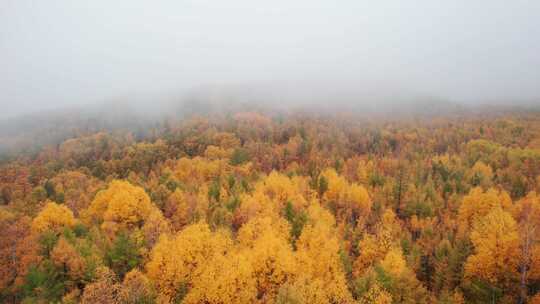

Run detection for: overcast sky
[[1, 0, 539, 118]]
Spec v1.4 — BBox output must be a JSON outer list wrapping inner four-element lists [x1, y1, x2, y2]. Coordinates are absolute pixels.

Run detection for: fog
[[1, 0, 540, 119]]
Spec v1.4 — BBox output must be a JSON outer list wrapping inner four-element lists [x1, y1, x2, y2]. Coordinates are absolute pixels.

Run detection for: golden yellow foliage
[[31, 201, 76, 234], [470, 161, 494, 186], [204, 145, 233, 160], [277, 277, 334, 304], [380, 247, 407, 277], [237, 216, 297, 300], [321, 168, 348, 203], [354, 234, 388, 276], [145, 222, 233, 301], [195, 185, 210, 219], [306, 201, 337, 229], [212, 132, 241, 149], [320, 168, 372, 222], [358, 283, 393, 304], [235, 191, 278, 227], [174, 157, 228, 185], [458, 187, 512, 231], [346, 183, 372, 216], [254, 171, 307, 208], [84, 180, 164, 237], [353, 209, 399, 276], [380, 208, 400, 231], [295, 203, 353, 303], [237, 215, 290, 247], [183, 252, 257, 304], [465, 207, 520, 285], [356, 160, 370, 185]]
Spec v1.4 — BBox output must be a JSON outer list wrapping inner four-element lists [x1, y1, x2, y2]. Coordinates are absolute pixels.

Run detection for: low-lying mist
[[1, 83, 539, 161], [2, 1, 540, 158]]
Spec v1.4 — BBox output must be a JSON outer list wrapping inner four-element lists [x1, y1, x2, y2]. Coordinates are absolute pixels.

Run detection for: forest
[[1, 107, 540, 304]]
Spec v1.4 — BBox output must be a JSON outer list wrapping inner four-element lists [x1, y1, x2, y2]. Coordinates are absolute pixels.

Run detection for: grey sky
[[1, 0, 539, 118]]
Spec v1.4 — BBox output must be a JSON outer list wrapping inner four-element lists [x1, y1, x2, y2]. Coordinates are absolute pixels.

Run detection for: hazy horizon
[[1, 0, 540, 119]]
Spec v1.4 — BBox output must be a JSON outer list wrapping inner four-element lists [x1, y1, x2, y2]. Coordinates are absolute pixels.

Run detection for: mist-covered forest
[[3, 1, 540, 303], [1, 103, 540, 303]]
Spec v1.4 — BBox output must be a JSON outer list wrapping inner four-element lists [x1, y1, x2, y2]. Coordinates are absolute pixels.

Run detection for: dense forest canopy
[[1, 105, 540, 303], [2, 0, 540, 302]]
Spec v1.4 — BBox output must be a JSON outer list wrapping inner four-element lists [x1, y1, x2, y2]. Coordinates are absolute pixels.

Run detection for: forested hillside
[[2, 109, 540, 303]]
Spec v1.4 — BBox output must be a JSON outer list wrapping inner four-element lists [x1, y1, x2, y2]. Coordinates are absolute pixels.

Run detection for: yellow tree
[[183, 252, 257, 304], [83, 180, 167, 239], [145, 222, 232, 302], [204, 145, 233, 160], [234, 191, 279, 228], [373, 247, 430, 303], [276, 277, 339, 304], [254, 171, 308, 210], [354, 209, 400, 276], [295, 203, 354, 303], [31, 201, 76, 234], [469, 161, 494, 188], [84, 180, 153, 227], [356, 160, 370, 185], [174, 157, 228, 186], [465, 207, 521, 289], [358, 283, 392, 304], [321, 168, 348, 203], [457, 187, 512, 233], [321, 168, 372, 223], [165, 188, 192, 230], [345, 183, 372, 219], [237, 216, 297, 301], [379, 248, 407, 277]]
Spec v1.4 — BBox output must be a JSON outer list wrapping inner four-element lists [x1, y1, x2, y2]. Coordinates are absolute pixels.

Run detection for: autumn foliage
[[1, 109, 540, 303]]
